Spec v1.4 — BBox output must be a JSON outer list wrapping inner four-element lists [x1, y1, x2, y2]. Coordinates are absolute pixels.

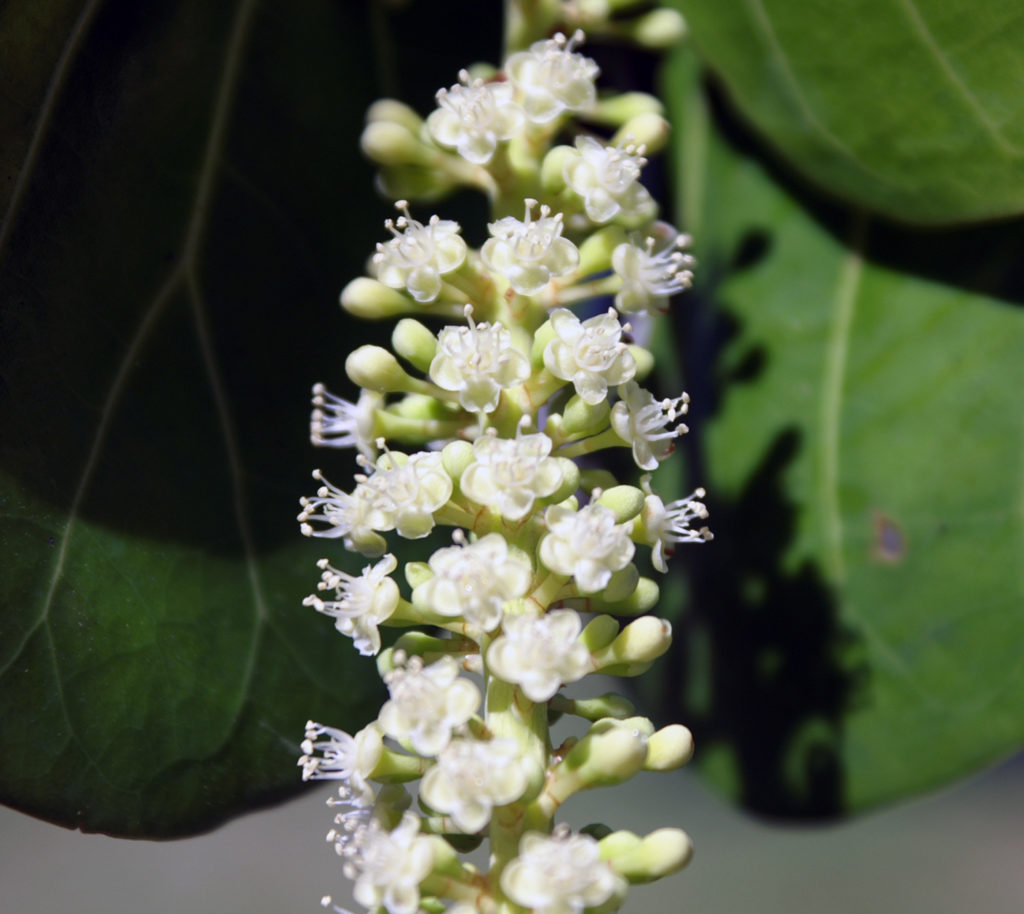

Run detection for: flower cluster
[[299, 9, 705, 914]]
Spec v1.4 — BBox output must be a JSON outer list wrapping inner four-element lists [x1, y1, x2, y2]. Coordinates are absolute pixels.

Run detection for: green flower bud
[[580, 614, 620, 652], [644, 724, 694, 771], [530, 318, 557, 367], [562, 394, 611, 437], [577, 225, 628, 276], [592, 616, 672, 669], [346, 345, 416, 393], [625, 8, 688, 49], [376, 165, 455, 203], [441, 439, 474, 480], [546, 457, 581, 504], [629, 344, 655, 381], [612, 113, 671, 156], [366, 98, 425, 134], [589, 92, 665, 126], [404, 561, 433, 589], [389, 393, 454, 420], [540, 144, 576, 195], [393, 318, 438, 373], [605, 827, 693, 883], [595, 485, 645, 522], [340, 277, 414, 319], [552, 691, 636, 722], [602, 564, 639, 602], [361, 120, 434, 167], [553, 718, 650, 795]]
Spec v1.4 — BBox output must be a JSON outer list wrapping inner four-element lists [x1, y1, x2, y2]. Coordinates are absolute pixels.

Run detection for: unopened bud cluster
[[298, 7, 709, 913]]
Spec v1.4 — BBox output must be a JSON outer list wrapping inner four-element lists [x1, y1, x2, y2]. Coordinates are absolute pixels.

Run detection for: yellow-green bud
[[547, 458, 581, 503], [579, 468, 619, 492], [625, 8, 688, 49], [440, 439, 474, 480], [603, 564, 639, 603], [366, 98, 425, 134], [580, 614, 620, 652], [593, 616, 672, 668], [376, 165, 454, 203], [530, 318, 557, 367], [340, 277, 413, 319], [346, 345, 415, 393], [560, 719, 650, 789], [404, 561, 432, 590], [607, 828, 694, 883], [361, 121, 433, 167], [577, 225, 628, 276], [392, 318, 438, 373], [541, 144, 576, 195], [596, 485, 645, 522], [644, 724, 694, 771], [589, 92, 665, 126], [562, 394, 611, 437], [612, 113, 671, 156], [390, 393, 453, 420], [558, 692, 636, 722]]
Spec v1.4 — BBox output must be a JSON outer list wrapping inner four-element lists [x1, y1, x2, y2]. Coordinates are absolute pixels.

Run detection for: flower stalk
[[300, 4, 706, 913]]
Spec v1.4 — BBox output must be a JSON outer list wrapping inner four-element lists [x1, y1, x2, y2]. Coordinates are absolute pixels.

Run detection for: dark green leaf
[[661, 48, 1024, 815], [0, 0, 441, 837], [672, 0, 1024, 224]]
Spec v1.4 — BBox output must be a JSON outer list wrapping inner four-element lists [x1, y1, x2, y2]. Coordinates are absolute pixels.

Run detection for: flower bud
[[612, 113, 671, 156], [592, 616, 672, 669], [529, 318, 558, 367], [595, 485, 645, 523], [340, 277, 413, 319], [404, 561, 432, 589], [580, 614, 620, 652], [589, 92, 665, 126], [392, 318, 438, 373], [346, 345, 416, 393], [625, 9, 688, 49], [562, 394, 611, 437], [366, 98, 425, 134], [643, 724, 694, 771], [541, 144, 576, 195], [558, 719, 650, 790], [440, 439, 474, 480], [558, 691, 636, 722], [361, 121, 434, 167], [577, 225, 628, 276], [602, 564, 639, 602], [376, 165, 455, 203], [629, 344, 655, 381], [604, 827, 693, 883]]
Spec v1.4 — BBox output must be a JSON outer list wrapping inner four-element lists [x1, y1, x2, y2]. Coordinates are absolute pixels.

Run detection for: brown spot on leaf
[[872, 512, 907, 563]]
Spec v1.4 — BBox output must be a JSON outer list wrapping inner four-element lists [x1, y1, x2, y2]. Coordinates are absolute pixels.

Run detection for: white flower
[[500, 828, 624, 914], [304, 553, 400, 655], [310, 384, 382, 460], [506, 30, 599, 124], [540, 501, 635, 593], [610, 381, 689, 471], [543, 307, 636, 405], [481, 199, 579, 296], [346, 811, 434, 914], [298, 472, 387, 557], [372, 200, 467, 303], [420, 738, 529, 833], [415, 533, 532, 632], [612, 226, 695, 313], [429, 309, 531, 413], [363, 449, 453, 540], [460, 428, 565, 520], [298, 721, 383, 807], [563, 136, 655, 225], [427, 70, 525, 164], [486, 610, 591, 702], [379, 655, 480, 756], [641, 476, 713, 573]]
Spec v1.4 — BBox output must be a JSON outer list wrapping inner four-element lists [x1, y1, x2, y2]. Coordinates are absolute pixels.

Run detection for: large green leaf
[[661, 49, 1024, 815], [0, 0, 501, 837], [672, 0, 1024, 225]]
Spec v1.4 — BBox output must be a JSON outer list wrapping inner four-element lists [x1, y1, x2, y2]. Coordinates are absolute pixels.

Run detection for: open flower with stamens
[[540, 501, 635, 593], [611, 381, 689, 471], [486, 609, 591, 702], [362, 449, 453, 540], [304, 553, 400, 655], [298, 721, 384, 808], [415, 532, 531, 632], [420, 738, 529, 833], [563, 135, 655, 225], [344, 811, 434, 914], [460, 427, 565, 520], [298, 473, 387, 557], [379, 655, 480, 756], [429, 308, 531, 413], [481, 199, 579, 296], [505, 30, 599, 124], [372, 201, 467, 303], [543, 307, 636, 405], [427, 70, 525, 164], [310, 384, 382, 460], [640, 476, 713, 573], [500, 827, 625, 914], [612, 226, 696, 313]]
